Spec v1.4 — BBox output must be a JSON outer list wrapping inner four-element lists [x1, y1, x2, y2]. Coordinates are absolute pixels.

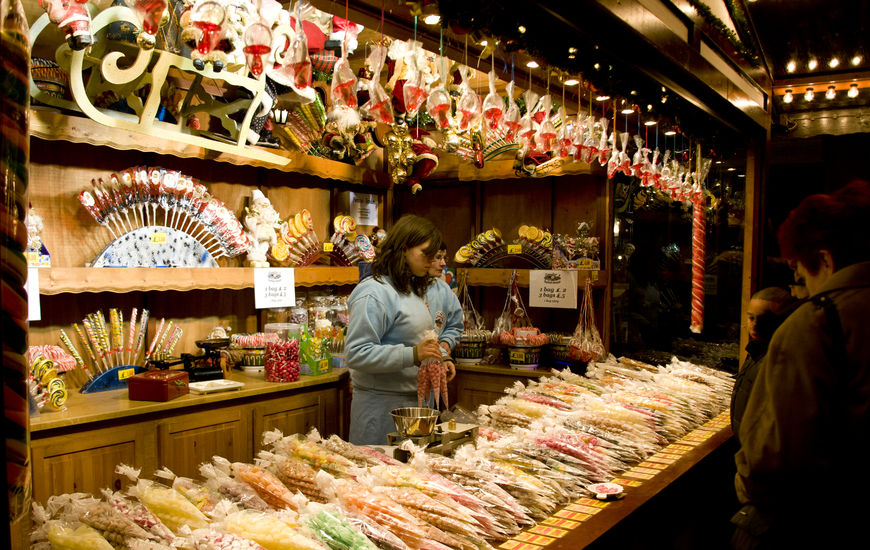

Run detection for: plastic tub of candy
[[508, 345, 541, 370], [455, 335, 486, 365]]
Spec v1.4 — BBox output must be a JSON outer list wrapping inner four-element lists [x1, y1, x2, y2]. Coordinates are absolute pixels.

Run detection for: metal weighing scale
[[387, 421, 479, 461], [148, 338, 228, 382]]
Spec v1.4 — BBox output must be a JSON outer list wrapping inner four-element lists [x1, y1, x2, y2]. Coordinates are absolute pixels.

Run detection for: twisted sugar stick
[[126, 308, 138, 365], [690, 195, 705, 334], [133, 309, 150, 365], [153, 321, 173, 359], [82, 318, 107, 372], [72, 322, 97, 371], [145, 317, 165, 363]]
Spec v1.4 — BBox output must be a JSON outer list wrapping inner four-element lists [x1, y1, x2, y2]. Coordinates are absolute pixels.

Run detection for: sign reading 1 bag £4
[[529, 270, 578, 309], [254, 268, 296, 309]]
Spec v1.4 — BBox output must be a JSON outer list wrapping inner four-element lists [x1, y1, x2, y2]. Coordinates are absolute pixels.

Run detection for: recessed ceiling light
[[621, 108, 634, 114], [526, 60, 539, 68], [423, 14, 441, 25], [518, 26, 526, 34], [829, 58, 840, 68], [568, 47, 577, 54], [852, 55, 863, 66], [563, 78, 579, 86], [808, 58, 818, 70], [786, 60, 797, 73], [593, 63, 600, 70], [727, 167, 736, 171], [664, 130, 677, 136], [595, 95, 610, 101], [644, 120, 657, 126]]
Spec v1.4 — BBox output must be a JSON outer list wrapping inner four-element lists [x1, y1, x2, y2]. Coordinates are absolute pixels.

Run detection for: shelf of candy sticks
[[272, 96, 330, 158], [454, 225, 553, 269], [57, 307, 183, 393], [78, 167, 249, 261], [270, 212, 375, 267]]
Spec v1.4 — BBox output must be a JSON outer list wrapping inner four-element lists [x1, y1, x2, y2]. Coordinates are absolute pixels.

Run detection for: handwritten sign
[[254, 268, 295, 309], [117, 368, 135, 380], [529, 270, 577, 309], [322, 242, 334, 252], [150, 232, 167, 244], [349, 192, 378, 225], [507, 244, 522, 254]]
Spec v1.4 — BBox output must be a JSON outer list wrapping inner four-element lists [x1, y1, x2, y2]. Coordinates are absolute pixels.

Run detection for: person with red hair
[[732, 180, 870, 549]]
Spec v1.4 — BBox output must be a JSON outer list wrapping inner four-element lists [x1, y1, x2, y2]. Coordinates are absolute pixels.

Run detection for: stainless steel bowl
[[391, 407, 440, 437]]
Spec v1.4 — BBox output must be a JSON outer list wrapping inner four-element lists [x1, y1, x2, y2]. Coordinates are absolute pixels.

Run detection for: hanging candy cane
[[689, 151, 707, 334]]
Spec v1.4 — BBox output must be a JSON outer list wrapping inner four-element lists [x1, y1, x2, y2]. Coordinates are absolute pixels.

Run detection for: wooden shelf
[[38, 266, 360, 295], [29, 108, 390, 187], [458, 267, 608, 288]]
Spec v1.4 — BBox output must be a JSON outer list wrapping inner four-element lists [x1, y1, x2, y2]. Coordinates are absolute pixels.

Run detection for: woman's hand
[[444, 359, 456, 382], [414, 338, 442, 363]]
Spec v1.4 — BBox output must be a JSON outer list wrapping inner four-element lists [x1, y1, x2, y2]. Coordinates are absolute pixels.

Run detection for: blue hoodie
[[425, 278, 463, 352]]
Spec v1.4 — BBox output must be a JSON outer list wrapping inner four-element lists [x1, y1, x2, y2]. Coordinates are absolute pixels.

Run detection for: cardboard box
[[128, 370, 189, 401]]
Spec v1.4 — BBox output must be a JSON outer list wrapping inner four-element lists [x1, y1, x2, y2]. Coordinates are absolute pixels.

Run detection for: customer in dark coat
[[732, 180, 870, 549], [729, 287, 795, 443]]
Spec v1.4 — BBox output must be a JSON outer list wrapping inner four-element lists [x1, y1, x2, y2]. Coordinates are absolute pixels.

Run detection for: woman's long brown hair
[[371, 214, 442, 297]]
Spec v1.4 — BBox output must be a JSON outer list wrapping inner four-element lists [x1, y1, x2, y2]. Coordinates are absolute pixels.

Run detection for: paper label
[[254, 268, 295, 309], [322, 242, 334, 252], [118, 368, 135, 380], [26, 267, 40, 321], [318, 359, 329, 371], [506, 244, 522, 254], [529, 270, 578, 309], [150, 232, 167, 244], [349, 192, 378, 225]]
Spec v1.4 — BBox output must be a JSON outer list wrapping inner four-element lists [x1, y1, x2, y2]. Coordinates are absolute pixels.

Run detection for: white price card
[[349, 192, 378, 225], [254, 268, 295, 309], [529, 270, 577, 309], [26, 266, 41, 321]]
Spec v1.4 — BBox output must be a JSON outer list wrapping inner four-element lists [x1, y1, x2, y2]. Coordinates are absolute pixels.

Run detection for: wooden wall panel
[[481, 178, 553, 238], [394, 184, 475, 255]]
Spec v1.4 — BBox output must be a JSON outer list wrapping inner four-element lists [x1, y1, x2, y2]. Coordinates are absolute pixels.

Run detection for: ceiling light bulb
[[804, 87, 814, 101], [826, 85, 836, 99], [644, 120, 657, 126], [518, 25, 526, 34], [563, 78, 579, 86], [852, 55, 863, 66], [593, 63, 600, 70], [848, 83, 859, 98], [423, 14, 441, 25], [526, 60, 539, 68], [595, 94, 610, 101], [829, 57, 840, 68], [568, 47, 577, 54], [786, 60, 797, 73], [621, 108, 633, 114], [727, 167, 736, 172], [664, 130, 677, 136], [808, 58, 818, 70], [568, 54, 576, 59], [783, 89, 793, 103]]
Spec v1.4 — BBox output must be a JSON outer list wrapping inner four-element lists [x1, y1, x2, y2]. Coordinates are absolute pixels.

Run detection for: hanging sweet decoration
[[502, 81, 522, 140], [187, 1, 227, 71], [131, 0, 167, 49], [242, 22, 272, 77], [361, 45, 394, 124], [482, 70, 504, 130], [78, 167, 248, 267]]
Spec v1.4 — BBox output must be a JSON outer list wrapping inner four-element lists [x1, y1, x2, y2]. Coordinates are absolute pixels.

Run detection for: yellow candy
[[47, 522, 114, 550]]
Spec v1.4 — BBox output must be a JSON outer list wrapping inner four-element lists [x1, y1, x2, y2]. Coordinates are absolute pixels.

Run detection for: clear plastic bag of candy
[[482, 70, 503, 129], [568, 278, 606, 363], [455, 69, 481, 131], [331, 56, 358, 108], [361, 45, 393, 124]]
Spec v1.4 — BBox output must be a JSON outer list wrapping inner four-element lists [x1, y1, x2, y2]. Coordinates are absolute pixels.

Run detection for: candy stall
[[6, 0, 772, 546]]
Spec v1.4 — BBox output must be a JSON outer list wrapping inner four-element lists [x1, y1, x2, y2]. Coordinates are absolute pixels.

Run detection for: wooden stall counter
[[451, 364, 550, 411], [29, 369, 350, 504], [500, 411, 734, 550]]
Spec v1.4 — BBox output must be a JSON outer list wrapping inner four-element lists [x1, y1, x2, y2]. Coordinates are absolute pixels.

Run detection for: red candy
[[264, 339, 300, 382]]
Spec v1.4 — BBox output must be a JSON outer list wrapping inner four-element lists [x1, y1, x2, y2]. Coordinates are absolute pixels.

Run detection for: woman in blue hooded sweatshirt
[[345, 215, 445, 444]]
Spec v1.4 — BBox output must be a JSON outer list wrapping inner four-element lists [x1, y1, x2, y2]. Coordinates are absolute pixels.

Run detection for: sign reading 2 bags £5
[[529, 270, 578, 309]]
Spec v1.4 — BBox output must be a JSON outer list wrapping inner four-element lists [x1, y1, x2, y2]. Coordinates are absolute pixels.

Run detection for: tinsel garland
[[683, 0, 760, 67]]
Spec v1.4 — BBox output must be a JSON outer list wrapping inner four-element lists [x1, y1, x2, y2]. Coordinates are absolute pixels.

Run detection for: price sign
[[349, 192, 378, 225], [510, 350, 526, 362], [254, 268, 295, 309], [117, 368, 135, 380], [150, 232, 167, 244], [322, 242, 334, 252], [507, 244, 522, 254], [319, 359, 330, 371], [529, 270, 578, 309], [26, 267, 40, 321]]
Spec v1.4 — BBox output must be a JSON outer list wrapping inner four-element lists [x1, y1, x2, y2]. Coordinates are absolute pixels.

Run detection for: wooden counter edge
[[30, 368, 349, 432], [541, 419, 734, 549]]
